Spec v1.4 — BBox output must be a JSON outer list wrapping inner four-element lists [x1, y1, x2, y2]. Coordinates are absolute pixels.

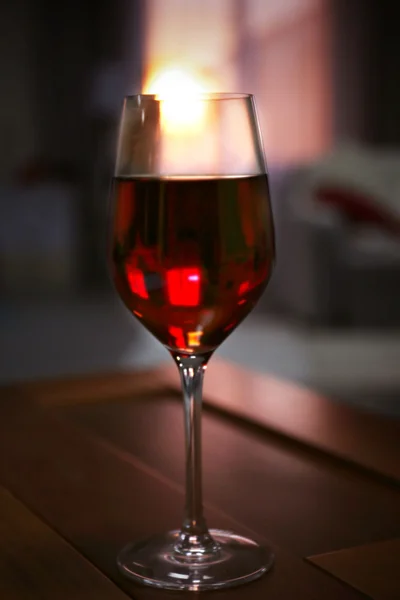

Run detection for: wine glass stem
[[172, 353, 219, 559]]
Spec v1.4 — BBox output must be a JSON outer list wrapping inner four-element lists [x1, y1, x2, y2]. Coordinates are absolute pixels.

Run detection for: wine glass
[[109, 93, 275, 591]]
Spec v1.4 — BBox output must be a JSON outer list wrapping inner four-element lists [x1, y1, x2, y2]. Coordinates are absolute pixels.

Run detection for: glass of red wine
[[109, 93, 275, 591]]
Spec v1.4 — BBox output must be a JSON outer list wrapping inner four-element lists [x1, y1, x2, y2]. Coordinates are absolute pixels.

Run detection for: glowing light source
[[144, 65, 218, 174], [145, 67, 208, 96], [188, 331, 203, 347], [144, 66, 213, 134]]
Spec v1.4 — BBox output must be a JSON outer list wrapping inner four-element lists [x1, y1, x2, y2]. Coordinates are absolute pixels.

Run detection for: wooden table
[[0, 359, 399, 599]]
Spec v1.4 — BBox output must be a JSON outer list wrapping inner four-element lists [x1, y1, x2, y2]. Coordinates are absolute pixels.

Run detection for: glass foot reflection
[[117, 529, 274, 591]]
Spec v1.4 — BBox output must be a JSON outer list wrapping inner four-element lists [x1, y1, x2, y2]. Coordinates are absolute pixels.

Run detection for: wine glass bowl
[[109, 93, 275, 591]]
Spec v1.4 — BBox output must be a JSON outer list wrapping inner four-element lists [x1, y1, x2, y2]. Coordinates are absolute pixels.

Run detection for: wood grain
[[61, 394, 400, 558], [169, 359, 400, 483], [17, 367, 171, 407], [18, 359, 400, 484], [309, 538, 400, 600], [0, 396, 365, 600], [0, 486, 130, 600]]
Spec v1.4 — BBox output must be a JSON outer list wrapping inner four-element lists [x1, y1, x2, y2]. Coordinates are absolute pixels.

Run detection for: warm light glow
[[145, 66, 209, 95], [144, 67, 213, 134], [144, 65, 219, 173], [188, 331, 203, 347]]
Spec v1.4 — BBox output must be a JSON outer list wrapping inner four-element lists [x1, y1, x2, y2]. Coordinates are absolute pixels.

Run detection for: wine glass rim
[[125, 93, 254, 101]]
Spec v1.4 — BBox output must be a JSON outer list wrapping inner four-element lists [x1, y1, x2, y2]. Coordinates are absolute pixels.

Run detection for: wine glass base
[[117, 529, 274, 591]]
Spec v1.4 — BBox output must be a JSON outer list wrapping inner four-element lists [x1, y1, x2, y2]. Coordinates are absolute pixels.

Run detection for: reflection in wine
[[111, 175, 275, 354]]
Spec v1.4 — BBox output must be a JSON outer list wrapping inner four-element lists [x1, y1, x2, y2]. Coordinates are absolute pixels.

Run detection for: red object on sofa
[[316, 186, 400, 236]]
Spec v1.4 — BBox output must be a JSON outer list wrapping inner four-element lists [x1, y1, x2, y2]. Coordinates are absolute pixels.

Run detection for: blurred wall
[[332, 0, 400, 147], [237, 0, 332, 164], [331, 0, 374, 143], [367, 1, 400, 145], [0, 0, 144, 294], [0, 0, 36, 181]]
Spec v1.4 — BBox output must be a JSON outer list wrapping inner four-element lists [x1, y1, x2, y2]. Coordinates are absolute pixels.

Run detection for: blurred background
[[0, 0, 399, 416]]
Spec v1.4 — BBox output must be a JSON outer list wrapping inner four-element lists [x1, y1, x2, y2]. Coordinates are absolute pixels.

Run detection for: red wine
[[110, 175, 275, 354]]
